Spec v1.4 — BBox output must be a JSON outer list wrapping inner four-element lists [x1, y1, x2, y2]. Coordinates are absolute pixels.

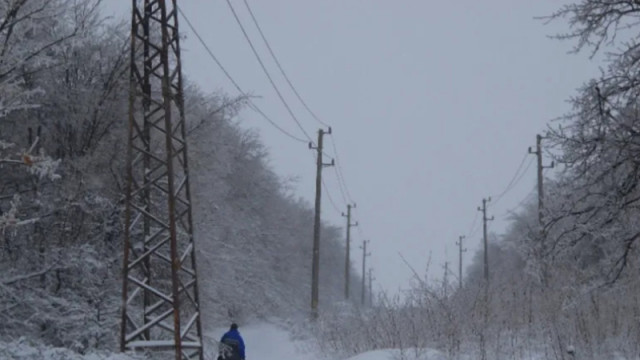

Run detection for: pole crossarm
[[121, 1, 204, 359]]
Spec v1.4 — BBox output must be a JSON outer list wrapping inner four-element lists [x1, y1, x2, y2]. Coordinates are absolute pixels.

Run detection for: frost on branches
[[0, 0, 127, 353], [544, 0, 640, 284], [0, 0, 94, 230]]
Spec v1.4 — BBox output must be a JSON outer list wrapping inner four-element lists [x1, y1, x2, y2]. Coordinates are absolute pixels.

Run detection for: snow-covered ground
[[222, 322, 320, 360], [7, 323, 635, 360], [0, 338, 142, 360], [224, 322, 448, 360], [345, 348, 447, 360], [2, 322, 322, 360]]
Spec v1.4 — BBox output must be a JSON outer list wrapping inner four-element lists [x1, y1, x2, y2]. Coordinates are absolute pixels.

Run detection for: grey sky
[[103, 1, 600, 295]]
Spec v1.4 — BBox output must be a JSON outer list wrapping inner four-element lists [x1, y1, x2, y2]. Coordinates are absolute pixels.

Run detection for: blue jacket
[[220, 328, 245, 360]]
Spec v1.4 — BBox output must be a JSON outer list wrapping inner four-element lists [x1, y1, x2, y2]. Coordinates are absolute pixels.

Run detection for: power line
[[329, 136, 355, 204], [353, 208, 367, 240], [182, 4, 357, 232], [324, 145, 349, 206], [491, 154, 535, 207], [316, 138, 354, 207], [224, 0, 314, 142], [241, 0, 331, 129], [178, 7, 242, 95], [331, 165, 350, 206], [465, 152, 535, 242], [491, 152, 528, 206], [177, 6, 307, 143], [466, 211, 480, 238], [322, 177, 341, 215], [507, 158, 535, 198], [504, 186, 537, 216], [466, 156, 535, 241], [226, 1, 359, 208], [307, 150, 344, 216], [249, 104, 307, 143]]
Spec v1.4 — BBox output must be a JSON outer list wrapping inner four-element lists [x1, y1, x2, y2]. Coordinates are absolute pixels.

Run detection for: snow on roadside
[[207, 322, 320, 360], [211, 322, 451, 360], [344, 348, 640, 360], [210, 322, 452, 360], [2, 321, 318, 360], [0, 338, 146, 360], [345, 348, 447, 360]]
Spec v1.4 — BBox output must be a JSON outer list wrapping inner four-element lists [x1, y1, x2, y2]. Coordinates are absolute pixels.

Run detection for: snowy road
[[211, 322, 320, 360], [211, 322, 448, 360]]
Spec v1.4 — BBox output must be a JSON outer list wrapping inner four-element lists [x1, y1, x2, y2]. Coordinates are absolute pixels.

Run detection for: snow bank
[[346, 348, 447, 360], [345, 348, 639, 360], [0, 338, 145, 360]]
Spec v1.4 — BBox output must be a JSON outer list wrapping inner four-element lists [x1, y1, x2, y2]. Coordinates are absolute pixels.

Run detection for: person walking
[[218, 323, 245, 360]]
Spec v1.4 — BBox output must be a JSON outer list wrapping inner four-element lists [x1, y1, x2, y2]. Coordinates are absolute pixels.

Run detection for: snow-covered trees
[[1, 0, 71, 229], [543, 0, 640, 283], [1, 2, 357, 355], [311, 3, 640, 359], [187, 87, 358, 324], [0, 2, 128, 351]]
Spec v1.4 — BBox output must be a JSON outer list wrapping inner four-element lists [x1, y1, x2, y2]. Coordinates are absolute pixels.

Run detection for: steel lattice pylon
[[121, 1, 204, 359]]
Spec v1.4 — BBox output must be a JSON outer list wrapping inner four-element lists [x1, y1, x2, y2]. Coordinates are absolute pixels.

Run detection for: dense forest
[[0, 0, 361, 355]]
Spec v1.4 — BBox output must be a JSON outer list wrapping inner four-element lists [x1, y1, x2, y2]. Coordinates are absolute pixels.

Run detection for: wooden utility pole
[[456, 235, 466, 290], [443, 260, 449, 298], [528, 135, 554, 285], [309, 128, 333, 316], [121, 1, 204, 359], [360, 239, 371, 306], [528, 134, 554, 227], [368, 268, 374, 306], [478, 198, 494, 287], [342, 203, 358, 300], [478, 198, 493, 360]]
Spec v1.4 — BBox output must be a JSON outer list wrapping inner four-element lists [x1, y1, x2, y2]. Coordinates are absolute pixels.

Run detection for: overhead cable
[[224, 0, 314, 142], [241, 0, 331, 128], [178, 6, 307, 143]]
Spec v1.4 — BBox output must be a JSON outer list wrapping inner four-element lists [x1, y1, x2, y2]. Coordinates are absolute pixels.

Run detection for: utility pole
[[342, 203, 358, 300], [455, 235, 466, 290], [528, 134, 554, 227], [443, 260, 449, 298], [121, 1, 204, 359], [478, 198, 494, 287], [360, 239, 371, 306], [529, 135, 554, 285], [478, 198, 493, 360], [309, 128, 333, 316], [368, 268, 374, 306]]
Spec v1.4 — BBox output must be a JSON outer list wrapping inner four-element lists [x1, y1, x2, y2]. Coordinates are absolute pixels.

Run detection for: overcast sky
[[103, 1, 600, 295]]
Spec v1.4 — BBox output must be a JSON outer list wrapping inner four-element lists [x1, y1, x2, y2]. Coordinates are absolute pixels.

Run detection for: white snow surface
[[345, 348, 447, 360], [0, 338, 143, 360], [218, 322, 447, 360], [212, 322, 320, 360], [6, 323, 636, 360]]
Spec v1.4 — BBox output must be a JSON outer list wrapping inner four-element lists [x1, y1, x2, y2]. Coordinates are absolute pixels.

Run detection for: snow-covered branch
[[2, 266, 54, 286]]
